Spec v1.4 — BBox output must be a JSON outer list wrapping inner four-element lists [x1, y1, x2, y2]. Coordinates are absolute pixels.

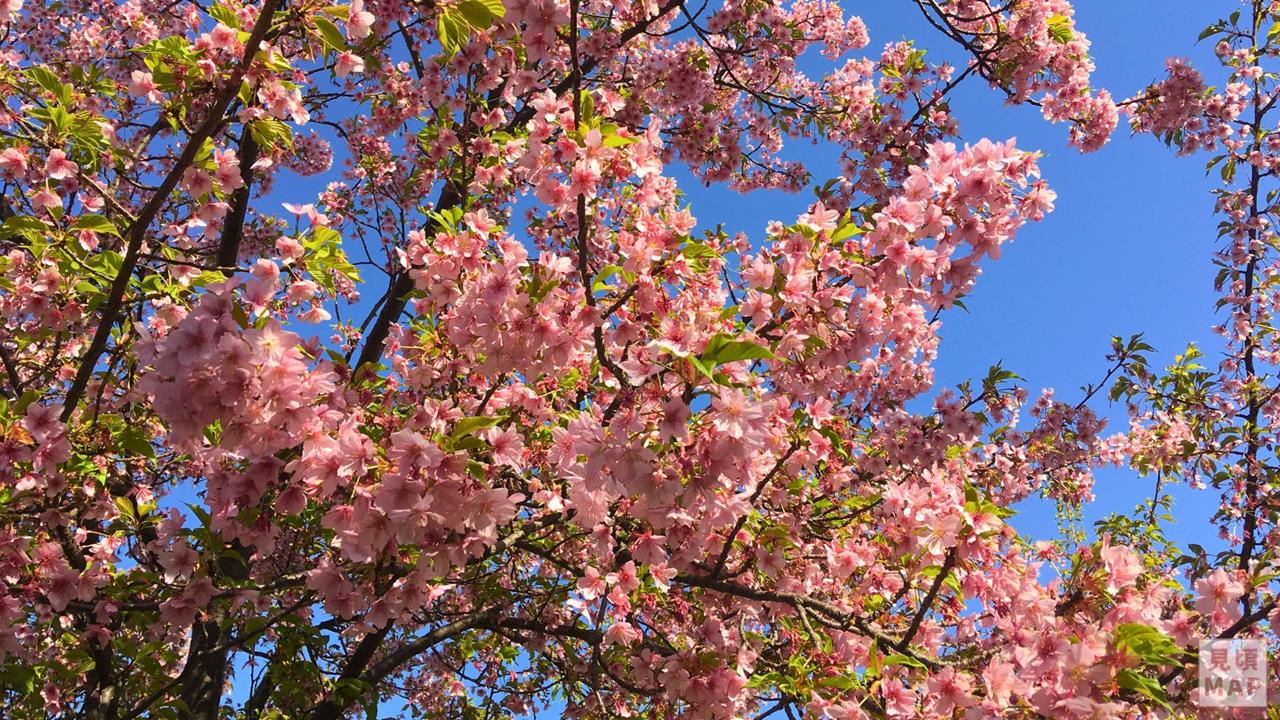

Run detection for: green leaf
[[699, 333, 775, 367], [118, 426, 157, 458], [0, 663, 38, 693], [830, 219, 862, 243], [313, 17, 346, 53], [680, 240, 720, 273], [32, 104, 72, 135], [1047, 14, 1073, 44], [302, 226, 359, 292], [144, 35, 198, 65], [0, 215, 50, 239], [113, 496, 137, 523], [816, 674, 858, 691], [578, 89, 595, 125], [249, 118, 294, 151], [882, 653, 928, 670], [593, 264, 631, 293], [25, 66, 71, 105], [73, 215, 120, 236], [427, 207, 462, 233], [602, 132, 639, 147], [457, 0, 505, 29], [1113, 623, 1183, 666], [209, 3, 240, 28], [437, 10, 468, 54], [333, 677, 370, 704], [186, 503, 212, 528], [452, 415, 501, 437], [1116, 669, 1171, 710], [436, 1, 504, 56], [526, 274, 559, 304], [746, 671, 784, 690], [866, 642, 884, 677], [687, 355, 716, 382]]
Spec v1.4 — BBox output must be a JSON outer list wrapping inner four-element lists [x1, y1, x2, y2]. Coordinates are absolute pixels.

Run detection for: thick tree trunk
[[177, 542, 250, 718]]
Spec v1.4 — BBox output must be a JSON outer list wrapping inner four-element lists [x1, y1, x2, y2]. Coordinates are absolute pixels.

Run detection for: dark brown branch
[[897, 547, 957, 651], [352, 183, 460, 374], [307, 625, 393, 720], [215, 132, 261, 268]]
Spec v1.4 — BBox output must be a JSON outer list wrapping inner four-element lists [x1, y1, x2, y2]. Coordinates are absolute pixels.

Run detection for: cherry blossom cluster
[[0, 0, 1274, 718]]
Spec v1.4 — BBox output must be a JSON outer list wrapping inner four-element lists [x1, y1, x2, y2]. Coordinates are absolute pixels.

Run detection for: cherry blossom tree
[[0, 0, 1273, 718]]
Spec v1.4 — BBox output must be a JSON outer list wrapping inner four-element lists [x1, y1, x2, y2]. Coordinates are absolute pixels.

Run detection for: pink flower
[[475, 487, 523, 526], [31, 186, 61, 213], [658, 397, 691, 442], [275, 235, 304, 262], [306, 559, 352, 601], [711, 388, 766, 441], [44, 149, 77, 180], [602, 621, 640, 647], [334, 51, 364, 78], [1099, 540, 1142, 594], [880, 680, 916, 717], [576, 566, 606, 601], [158, 596, 197, 626], [648, 563, 676, 593], [275, 484, 308, 515], [926, 667, 975, 715], [484, 427, 524, 469], [128, 70, 161, 102], [799, 200, 839, 231], [156, 541, 198, 583], [41, 682, 62, 715], [567, 162, 600, 198], [631, 532, 667, 565], [181, 167, 214, 197], [983, 662, 1017, 706], [1194, 568, 1244, 628], [0, 147, 27, 178], [214, 150, 244, 191], [22, 403, 65, 441], [0, 0, 22, 22], [208, 23, 239, 52], [43, 563, 84, 612], [347, 0, 374, 40], [606, 561, 639, 593]]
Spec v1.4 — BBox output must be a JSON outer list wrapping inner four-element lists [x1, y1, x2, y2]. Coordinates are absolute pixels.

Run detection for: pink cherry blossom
[[334, 51, 364, 78], [30, 186, 60, 212], [43, 149, 77, 180], [1194, 568, 1245, 629]]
